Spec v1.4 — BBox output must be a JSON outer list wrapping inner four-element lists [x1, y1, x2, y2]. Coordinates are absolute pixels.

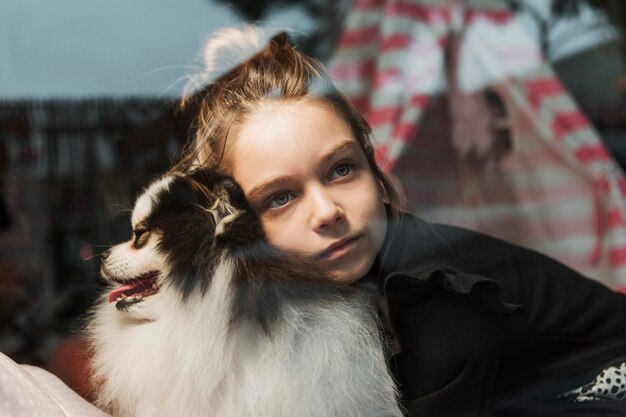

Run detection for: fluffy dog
[[87, 169, 401, 417]]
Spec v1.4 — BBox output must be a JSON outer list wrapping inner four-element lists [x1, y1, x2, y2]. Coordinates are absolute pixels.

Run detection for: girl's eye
[[330, 162, 354, 180], [268, 192, 294, 208]]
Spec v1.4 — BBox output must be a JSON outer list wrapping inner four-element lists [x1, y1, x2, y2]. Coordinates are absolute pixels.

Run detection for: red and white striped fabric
[[329, 0, 626, 288]]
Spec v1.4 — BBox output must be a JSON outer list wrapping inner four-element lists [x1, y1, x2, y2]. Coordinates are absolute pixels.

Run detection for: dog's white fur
[[88, 173, 402, 417]]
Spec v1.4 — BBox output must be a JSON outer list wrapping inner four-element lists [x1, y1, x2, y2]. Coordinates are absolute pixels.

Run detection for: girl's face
[[227, 100, 388, 284]]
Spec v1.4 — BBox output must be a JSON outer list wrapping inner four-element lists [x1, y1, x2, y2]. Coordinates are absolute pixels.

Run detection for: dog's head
[[100, 169, 262, 319]]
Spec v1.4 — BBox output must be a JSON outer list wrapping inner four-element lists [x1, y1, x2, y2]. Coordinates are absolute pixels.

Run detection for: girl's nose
[[309, 187, 344, 232]]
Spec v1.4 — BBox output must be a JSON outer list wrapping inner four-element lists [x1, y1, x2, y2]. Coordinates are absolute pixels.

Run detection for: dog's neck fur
[[89, 254, 402, 417]]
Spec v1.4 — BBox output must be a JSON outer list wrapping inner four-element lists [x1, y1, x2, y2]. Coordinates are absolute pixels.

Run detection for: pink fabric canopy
[[330, 0, 626, 288]]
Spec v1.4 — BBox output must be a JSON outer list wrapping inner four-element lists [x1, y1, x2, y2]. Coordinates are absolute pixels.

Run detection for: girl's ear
[[378, 180, 390, 204]]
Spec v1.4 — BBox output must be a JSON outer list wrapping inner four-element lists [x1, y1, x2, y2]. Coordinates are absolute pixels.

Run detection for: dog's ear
[[210, 176, 265, 244], [212, 176, 249, 209], [205, 177, 244, 237], [186, 170, 263, 242]]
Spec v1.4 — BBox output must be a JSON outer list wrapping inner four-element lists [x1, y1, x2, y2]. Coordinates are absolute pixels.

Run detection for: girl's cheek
[[259, 217, 294, 250], [265, 214, 316, 254]]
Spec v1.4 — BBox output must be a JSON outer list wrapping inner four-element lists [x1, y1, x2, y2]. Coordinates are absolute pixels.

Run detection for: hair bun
[[269, 32, 292, 47], [202, 25, 270, 80], [183, 25, 276, 100]]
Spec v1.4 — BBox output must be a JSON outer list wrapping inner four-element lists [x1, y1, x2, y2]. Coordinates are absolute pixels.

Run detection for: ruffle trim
[[384, 265, 525, 326]]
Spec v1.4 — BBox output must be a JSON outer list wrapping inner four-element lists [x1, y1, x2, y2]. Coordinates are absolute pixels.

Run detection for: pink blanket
[[0, 352, 109, 417]]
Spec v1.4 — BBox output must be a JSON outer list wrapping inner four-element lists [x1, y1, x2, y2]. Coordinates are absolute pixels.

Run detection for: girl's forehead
[[226, 100, 363, 192], [226, 99, 355, 163]]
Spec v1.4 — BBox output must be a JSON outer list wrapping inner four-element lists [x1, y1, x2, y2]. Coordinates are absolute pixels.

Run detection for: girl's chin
[[325, 259, 374, 285], [328, 272, 363, 285]]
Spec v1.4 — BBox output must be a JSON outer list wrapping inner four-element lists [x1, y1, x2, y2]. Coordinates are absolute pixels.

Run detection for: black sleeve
[[389, 276, 502, 417], [429, 223, 626, 340]]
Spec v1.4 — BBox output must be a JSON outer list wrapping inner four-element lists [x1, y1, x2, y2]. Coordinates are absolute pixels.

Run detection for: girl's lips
[[319, 235, 361, 261]]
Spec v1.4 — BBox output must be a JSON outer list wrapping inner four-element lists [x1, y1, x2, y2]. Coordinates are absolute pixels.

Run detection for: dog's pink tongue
[[108, 284, 137, 303], [107, 275, 159, 304]]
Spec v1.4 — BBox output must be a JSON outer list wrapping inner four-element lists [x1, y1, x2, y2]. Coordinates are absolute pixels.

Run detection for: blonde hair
[[174, 26, 406, 219]]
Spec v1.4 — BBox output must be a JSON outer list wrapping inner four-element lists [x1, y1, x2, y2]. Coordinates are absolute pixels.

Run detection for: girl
[[175, 27, 626, 416]]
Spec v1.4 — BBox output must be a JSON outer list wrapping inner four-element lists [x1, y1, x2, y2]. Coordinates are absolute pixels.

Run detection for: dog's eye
[[133, 228, 149, 248]]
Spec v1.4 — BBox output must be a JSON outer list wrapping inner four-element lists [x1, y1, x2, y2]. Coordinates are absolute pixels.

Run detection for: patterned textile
[[329, 0, 626, 288], [560, 362, 626, 402], [0, 352, 109, 417]]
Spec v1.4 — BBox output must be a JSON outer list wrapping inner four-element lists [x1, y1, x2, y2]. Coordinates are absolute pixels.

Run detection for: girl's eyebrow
[[247, 175, 293, 201], [246, 140, 359, 201], [319, 140, 359, 166]]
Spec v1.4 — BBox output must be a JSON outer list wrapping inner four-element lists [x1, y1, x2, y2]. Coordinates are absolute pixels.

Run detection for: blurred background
[[1, 0, 625, 400]]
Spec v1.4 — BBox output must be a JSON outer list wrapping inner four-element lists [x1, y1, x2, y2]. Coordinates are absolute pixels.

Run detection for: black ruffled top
[[376, 214, 626, 417]]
